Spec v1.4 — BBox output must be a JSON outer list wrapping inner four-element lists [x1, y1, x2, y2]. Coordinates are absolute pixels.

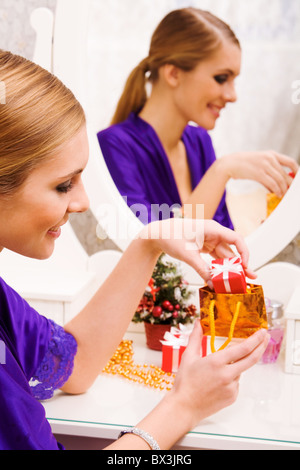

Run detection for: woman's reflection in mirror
[[97, 8, 298, 228]]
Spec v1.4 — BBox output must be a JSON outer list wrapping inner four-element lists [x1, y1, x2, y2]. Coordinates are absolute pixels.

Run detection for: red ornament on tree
[[152, 306, 163, 317], [162, 300, 171, 309], [137, 296, 155, 313]]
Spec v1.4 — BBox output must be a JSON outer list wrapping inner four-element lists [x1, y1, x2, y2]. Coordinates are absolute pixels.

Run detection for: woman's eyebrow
[[58, 169, 84, 180], [216, 68, 239, 77]]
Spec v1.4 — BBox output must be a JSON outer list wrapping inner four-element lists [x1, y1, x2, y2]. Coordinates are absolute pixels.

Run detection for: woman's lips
[[208, 104, 223, 117], [47, 219, 68, 238], [47, 226, 62, 238]]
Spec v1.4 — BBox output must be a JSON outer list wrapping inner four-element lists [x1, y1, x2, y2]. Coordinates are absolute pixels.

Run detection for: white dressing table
[[44, 331, 300, 450]]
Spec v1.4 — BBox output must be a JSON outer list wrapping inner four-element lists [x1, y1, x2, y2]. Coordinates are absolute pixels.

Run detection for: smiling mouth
[[47, 226, 62, 239], [48, 218, 68, 233], [208, 104, 223, 117]]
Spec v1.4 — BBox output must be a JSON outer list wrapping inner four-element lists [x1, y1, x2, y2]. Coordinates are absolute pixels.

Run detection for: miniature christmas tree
[[132, 254, 198, 326]]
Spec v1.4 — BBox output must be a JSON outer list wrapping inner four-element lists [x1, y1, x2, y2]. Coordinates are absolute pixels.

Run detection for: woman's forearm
[[104, 391, 191, 450], [183, 159, 229, 219], [62, 237, 161, 394]]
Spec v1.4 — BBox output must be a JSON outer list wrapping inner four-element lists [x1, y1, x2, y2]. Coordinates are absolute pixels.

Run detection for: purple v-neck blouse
[[97, 113, 233, 229], [0, 276, 77, 450]]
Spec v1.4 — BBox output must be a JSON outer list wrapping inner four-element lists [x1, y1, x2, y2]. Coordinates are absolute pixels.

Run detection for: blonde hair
[[0, 49, 86, 196], [111, 8, 240, 125]]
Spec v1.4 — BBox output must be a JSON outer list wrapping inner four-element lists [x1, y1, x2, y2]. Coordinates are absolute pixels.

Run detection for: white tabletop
[[43, 332, 300, 450]]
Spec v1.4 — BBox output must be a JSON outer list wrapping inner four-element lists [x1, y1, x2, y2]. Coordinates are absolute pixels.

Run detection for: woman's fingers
[[142, 218, 257, 287], [274, 152, 299, 174], [255, 151, 298, 197], [183, 321, 268, 376], [221, 329, 269, 375], [182, 319, 203, 358], [223, 150, 298, 198], [181, 221, 256, 284]]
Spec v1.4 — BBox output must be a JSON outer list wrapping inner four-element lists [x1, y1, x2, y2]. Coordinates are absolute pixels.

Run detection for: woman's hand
[[123, 320, 269, 450], [219, 150, 299, 198], [139, 218, 256, 285], [170, 320, 269, 428]]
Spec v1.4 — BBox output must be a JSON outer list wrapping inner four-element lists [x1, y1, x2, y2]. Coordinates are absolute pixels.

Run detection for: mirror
[[52, 0, 300, 278]]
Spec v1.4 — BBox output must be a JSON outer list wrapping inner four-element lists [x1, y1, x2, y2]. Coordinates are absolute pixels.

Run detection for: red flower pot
[[144, 322, 171, 351]]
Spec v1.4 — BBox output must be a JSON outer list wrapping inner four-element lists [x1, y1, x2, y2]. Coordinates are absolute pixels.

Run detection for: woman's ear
[[161, 64, 181, 88]]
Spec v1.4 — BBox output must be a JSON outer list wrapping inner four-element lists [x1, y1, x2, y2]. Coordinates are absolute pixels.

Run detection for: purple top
[[97, 113, 233, 228], [0, 276, 77, 450]]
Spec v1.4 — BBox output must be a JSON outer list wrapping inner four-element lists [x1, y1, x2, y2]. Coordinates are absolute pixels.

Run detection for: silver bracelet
[[118, 427, 160, 450]]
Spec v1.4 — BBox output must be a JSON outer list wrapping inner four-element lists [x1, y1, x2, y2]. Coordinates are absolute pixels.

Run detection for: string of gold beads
[[102, 340, 175, 391]]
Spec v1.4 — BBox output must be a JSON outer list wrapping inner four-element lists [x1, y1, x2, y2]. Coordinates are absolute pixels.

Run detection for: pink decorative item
[[261, 328, 284, 364]]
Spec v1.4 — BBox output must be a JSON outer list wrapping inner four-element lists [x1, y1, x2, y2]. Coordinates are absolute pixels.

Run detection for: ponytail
[[110, 58, 149, 125]]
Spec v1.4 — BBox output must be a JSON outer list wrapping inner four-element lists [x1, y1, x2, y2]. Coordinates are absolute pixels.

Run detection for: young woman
[[0, 49, 268, 450], [97, 8, 298, 226]]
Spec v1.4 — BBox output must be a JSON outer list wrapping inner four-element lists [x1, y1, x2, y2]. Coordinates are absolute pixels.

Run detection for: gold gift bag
[[267, 193, 282, 217], [199, 284, 268, 352]]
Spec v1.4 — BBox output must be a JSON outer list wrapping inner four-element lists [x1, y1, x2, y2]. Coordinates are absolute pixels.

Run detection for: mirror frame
[[51, 0, 300, 275]]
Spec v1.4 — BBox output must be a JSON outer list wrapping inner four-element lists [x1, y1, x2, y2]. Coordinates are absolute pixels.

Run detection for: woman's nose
[[68, 180, 90, 214], [223, 82, 237, 103]]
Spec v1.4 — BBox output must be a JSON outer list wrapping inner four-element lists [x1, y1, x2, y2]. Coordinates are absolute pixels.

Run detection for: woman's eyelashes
[[56, 180, 74, 193], [214, 74, 229, 84]]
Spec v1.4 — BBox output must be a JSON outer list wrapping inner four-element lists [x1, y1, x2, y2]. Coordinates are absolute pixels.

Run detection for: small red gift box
[[211, 256, 247, 294], [161, 342, 186, 373], [161, 326, 207, 373]]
